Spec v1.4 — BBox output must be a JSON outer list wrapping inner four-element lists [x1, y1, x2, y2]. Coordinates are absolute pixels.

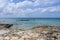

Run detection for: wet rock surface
[[0, 24, 13, 29], [0, 26, 60, 40]]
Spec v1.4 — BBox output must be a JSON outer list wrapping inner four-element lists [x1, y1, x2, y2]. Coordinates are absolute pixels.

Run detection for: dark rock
[[0, 24, 13, 29]]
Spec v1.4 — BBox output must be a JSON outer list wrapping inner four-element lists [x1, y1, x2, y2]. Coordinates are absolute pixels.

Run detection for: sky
[[0, 0, 60, 18]]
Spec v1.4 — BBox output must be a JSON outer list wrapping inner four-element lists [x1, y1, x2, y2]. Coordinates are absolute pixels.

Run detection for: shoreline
[[0, 26, 60, 40]]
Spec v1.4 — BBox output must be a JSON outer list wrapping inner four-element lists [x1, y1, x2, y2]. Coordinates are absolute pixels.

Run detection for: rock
[[5, 24, 13, 28], [11, 37, 19, 40], [0, 24, 13, 29], [0, 26, 60, 40], [0, 29, 10, 35], [0, 37, 4, 40], [4, 36, 10, 40]]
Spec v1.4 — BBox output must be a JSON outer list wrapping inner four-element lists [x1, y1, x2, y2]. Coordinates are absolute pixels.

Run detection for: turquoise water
[[0, 18, 60, 29]]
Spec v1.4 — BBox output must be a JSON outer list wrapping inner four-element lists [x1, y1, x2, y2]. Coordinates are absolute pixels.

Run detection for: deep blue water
[[0, 18, 60, 29]]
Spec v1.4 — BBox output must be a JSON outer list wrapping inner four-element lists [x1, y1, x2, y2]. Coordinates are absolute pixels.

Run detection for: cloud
[[0, 0, 60, 18], [34, 0, 60, 6]]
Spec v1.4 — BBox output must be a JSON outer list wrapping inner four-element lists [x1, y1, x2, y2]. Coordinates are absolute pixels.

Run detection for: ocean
[[0, 18, 60, 29]]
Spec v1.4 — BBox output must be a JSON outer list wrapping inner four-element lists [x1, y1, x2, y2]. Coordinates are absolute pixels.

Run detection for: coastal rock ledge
[[0, 24, 13, 29], [0, 26, 60, 40]]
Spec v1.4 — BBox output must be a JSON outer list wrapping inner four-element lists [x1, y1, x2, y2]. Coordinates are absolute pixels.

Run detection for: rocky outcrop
[[0, 26, 60, 40], [0, 24, 13, 29]]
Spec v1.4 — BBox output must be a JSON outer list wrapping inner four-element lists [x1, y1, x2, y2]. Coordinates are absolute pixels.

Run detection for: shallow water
[[0, 18, 60, 29]]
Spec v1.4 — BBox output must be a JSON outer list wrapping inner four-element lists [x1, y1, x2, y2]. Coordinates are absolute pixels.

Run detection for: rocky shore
[[0, 24, 13, 29], [0, 26, 60, 40]]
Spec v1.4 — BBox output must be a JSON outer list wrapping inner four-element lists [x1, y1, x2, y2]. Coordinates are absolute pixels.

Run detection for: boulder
[[0, 24, 13, 29]]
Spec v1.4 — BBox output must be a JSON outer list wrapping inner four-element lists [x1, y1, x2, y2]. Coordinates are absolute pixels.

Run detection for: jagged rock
[[0, 26, 60, 40], [0, 24, 13, 29]]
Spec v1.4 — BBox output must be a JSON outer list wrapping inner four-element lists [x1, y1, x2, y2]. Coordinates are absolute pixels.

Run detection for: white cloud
[[0, 0, 60, 18], [34, 0, 60, 6], [46, 6, 60, 12]]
